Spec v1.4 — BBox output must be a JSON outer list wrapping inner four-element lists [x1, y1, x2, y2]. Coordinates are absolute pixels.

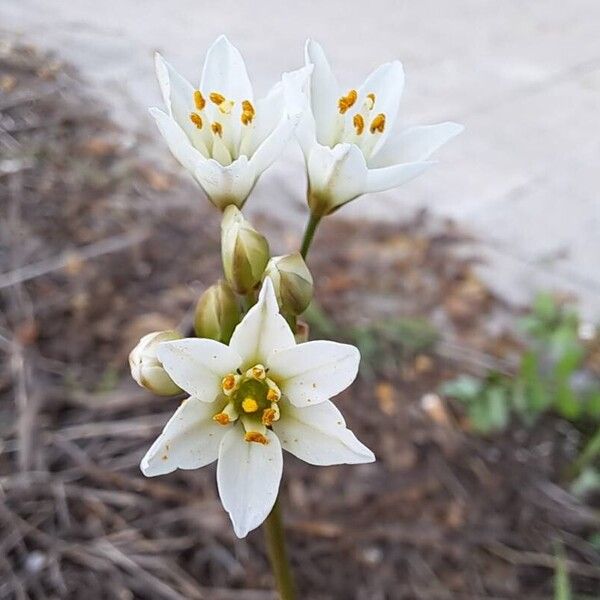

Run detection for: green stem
[[263, 495, 295, 600], [300, 213, 322, 260]]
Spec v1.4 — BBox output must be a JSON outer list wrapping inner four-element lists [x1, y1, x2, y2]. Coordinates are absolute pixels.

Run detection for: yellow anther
[[190, 112, 203, 129], [338, 89, 358, 114], [221, 374, 237, 393], [353, 113, 365, 135], [193, 90, 206, 110], [250, 365, 266, 381], [262, 408, 277, 426], [366, 92, 376, 109], [241, 397, 259, 413], [266, 388, 280, 402], [211, 121, 223, 137], [245, 431, 269, 444], [241, 99, 255, 125], [369, 113, 386, 134], [213, 412, 230, 425], [209, 92, 226, 105]]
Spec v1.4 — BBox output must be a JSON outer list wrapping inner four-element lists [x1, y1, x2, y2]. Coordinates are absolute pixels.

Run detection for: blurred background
[[1, 1, 599, 598]]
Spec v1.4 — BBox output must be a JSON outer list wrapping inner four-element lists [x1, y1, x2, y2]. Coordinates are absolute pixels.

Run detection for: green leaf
[[519, 351, 550, 414], [487, 386, 510, 431], [440, 376, 482, 402], [572, 427, 600, 475]]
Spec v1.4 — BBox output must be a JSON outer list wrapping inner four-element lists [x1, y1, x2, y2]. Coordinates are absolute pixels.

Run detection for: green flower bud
[[221, 205, 270, 294], [194, 280, 241, 343], [263, 253, 314, 315], [129, 330, 182, 396]]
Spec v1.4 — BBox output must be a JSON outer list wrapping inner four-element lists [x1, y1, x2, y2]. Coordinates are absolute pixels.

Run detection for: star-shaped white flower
[[151, 35, 305, 210], [294, 40, 464, 216], [141, 278, 374, 537]]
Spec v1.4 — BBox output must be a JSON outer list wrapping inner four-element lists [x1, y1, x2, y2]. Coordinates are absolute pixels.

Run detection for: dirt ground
[[1, 42, 599, 599]]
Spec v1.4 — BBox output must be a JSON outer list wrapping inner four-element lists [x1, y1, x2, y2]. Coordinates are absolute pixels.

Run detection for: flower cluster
[[130, 35, 462, 538], [151, 35, 462, 215]]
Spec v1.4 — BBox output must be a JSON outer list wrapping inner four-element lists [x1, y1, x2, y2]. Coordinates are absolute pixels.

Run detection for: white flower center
[[213, 364, 281, 444], [332, 88, 385, 158], [187, 90, 256, 165]]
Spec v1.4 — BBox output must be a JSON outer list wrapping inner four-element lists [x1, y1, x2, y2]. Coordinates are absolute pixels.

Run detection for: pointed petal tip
[[209, 34, 238, 55], [305, 38, 325, 61]]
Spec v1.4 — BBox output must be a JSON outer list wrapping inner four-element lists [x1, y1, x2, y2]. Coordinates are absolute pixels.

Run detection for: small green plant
[[441, 293, 600, 434]]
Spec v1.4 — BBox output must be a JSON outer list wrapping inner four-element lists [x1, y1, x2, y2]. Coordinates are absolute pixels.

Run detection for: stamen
[[248, 365, 266, 381], [366, 92, 376, 109], [338, 89, 358, 114], [222, 374, 236, 391], [245, 431, 269, 444], [353, 113, 365, 135], [266, 388, 280, 402], [213, 412, 230, 425], [209, 92, 226, 105], [241, 99, 255, 125], [262, 408, 277, 426], [211, 122, 223, 137], [219, 100, 234, 115], [193, 90, 206, 110], [266, 378, 281, 402], [241, 397, 259, 413], [369, 113, 386, 134], [190, 112, 203, 129], [221, 373, 238, 395]]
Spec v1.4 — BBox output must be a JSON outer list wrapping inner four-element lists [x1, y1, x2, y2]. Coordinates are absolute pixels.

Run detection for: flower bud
[[129, 330, 182, 396], [263, 253, 313, 315], [194, 280, 241, 343], [221, 205, 270, 294]]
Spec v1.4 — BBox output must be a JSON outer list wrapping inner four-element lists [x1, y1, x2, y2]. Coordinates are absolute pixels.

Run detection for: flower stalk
[[264, 497, 296, 600], [300, 213, 322, 260]]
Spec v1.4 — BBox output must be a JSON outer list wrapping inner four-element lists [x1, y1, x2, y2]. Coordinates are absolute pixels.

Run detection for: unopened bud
[[129, 330, 182, 396], [263, 253, 313, 315], [221, 205, 270, 294], [194, 280, 240, 343]]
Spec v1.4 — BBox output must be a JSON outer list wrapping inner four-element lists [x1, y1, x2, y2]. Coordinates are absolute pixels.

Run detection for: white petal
[[150, 107, 205, 173], [193, 155, 257, 210], [154, 53, 204, 146], [371, 122, 464, 168], [268, 340, 360, 407], [283, 66, 317, 156], [157, 338, 241, 400], [239, 81, 285, 158], [248, 115, 292, 175], [141, 396, 230, 476], [200, 35, 253, 101], [304, 39, 341, 147], [229, 278, 296, 366], [307, 143, 368, 211], [282, 65, 313, 126], [358, 60, 404, 152], [365, 161, 435, 194], [217, 427, 282, 538], [273, 399, 374, 465]]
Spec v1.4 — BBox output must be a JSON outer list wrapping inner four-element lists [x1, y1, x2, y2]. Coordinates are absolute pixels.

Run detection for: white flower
[[151, 35, 304, 210], [141, 278, 374, 537], [294, 40, 464, 216]]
